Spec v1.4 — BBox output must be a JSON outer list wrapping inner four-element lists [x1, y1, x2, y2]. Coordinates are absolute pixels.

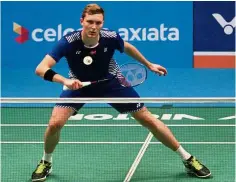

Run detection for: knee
[[48, 115, 66, 132]]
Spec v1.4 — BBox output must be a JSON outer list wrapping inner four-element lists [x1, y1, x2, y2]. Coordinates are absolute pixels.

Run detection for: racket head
[[117, 63, 147, 87]]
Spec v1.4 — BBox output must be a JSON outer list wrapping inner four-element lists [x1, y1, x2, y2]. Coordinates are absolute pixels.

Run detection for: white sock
[[42, 151, 52, 163], [175, 145, 191, 161]]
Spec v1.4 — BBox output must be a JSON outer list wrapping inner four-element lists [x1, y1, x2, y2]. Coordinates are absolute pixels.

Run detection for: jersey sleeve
[[115, 33, 124, 53], [47, 37, 69, 62]]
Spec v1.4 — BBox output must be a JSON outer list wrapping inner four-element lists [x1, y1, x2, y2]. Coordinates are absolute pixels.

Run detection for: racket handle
[[82, 81, 92, 87], [63, 81, 92, 90]]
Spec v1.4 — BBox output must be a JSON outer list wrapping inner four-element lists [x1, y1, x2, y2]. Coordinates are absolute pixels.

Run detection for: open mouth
[[89, 32, 96, 35]]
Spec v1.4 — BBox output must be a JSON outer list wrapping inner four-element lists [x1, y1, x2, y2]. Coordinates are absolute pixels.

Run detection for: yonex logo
[[76, 50, 81, 55], [13, 22, 29, 43], [136, 103, 141, 108], [212, 13, 236, 35]]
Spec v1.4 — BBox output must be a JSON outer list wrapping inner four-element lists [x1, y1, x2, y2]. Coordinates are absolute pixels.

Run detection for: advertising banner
[[1, 1, 193, 97], [193, 1, 235, 68]]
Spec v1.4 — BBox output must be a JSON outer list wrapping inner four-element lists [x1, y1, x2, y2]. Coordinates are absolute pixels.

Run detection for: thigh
[[131, 107, 154, 122]]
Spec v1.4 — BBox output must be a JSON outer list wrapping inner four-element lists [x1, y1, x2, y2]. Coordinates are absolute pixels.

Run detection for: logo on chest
[[76, 50, 81, 55], [83, 56, 93, 65]]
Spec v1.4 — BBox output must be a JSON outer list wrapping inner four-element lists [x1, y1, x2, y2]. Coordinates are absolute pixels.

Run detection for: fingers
[[150, 64, 168, 76], [153, 70, 165, 76], [71, 80, 83, 90], [158, 71, 165, 76], [65, 79, 83, 90], [156, 69, 167, 76], [159, 66, 167, 75], [157, 66, 167, 76]]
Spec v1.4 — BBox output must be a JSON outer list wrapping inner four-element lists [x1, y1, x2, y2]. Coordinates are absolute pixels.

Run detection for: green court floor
[[1, 107, 235, 182]]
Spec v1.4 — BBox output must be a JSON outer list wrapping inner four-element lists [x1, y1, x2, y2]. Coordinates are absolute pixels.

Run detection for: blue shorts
[[55, 78, 144, 114]]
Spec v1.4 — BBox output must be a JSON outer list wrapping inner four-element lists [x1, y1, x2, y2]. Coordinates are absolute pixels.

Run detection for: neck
[[81, 30, 99, 47]]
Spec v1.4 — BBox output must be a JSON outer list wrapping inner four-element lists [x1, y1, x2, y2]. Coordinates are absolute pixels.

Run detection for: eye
[[87, 20, 93, 24], [96, 22, 102, 25]]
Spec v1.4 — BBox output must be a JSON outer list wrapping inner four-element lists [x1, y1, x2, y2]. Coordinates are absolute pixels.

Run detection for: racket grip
[[63, 85, 70, 90], [63, 82, 91, 90], [82, 82, 91, 87]]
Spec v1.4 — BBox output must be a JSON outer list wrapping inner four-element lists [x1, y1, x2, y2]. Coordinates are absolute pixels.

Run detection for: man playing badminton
[[32, 4, 211, 181]]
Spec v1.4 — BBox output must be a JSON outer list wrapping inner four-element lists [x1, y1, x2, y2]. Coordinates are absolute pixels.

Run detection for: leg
[[31, 106, 75, 182], [44, 107, 74, 154], [43, 89, 86, 155], [132, 107, 211, 178], [131, 107, 179, 151], [31, 89, 88, 181], [105, 83, 211, 178], [107, 86, 179, 151]]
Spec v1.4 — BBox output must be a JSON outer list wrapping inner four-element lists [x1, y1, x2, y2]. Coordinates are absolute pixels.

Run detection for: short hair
[[81, 4, 104, 19]]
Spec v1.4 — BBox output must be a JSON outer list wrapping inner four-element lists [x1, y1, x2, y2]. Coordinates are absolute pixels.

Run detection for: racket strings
[[118, 64, 147, 87], [107, 60, 147, 87]]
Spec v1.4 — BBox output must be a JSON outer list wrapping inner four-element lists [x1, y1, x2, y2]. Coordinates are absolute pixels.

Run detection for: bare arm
[[124, 42, 167, 75], [35, 55, 82, 89], [124, 42, 152, 68], [35, 55, 67, 84]]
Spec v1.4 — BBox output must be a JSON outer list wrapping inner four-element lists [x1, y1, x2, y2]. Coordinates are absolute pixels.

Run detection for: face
[[80, 13, 104, 38]]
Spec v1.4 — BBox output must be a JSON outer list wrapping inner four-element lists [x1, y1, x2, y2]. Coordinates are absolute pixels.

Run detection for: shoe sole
[[186, 170, 212, 178], [32, 168, 52, 182]]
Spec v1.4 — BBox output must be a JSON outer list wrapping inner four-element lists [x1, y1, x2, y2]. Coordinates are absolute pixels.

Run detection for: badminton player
[[31, 3, 211, 181]]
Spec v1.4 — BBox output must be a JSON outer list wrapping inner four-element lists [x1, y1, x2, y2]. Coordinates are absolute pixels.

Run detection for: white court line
[[1, 141, 235, 144], [1, 124, 236, 127], [124, 132, 153, 182]]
